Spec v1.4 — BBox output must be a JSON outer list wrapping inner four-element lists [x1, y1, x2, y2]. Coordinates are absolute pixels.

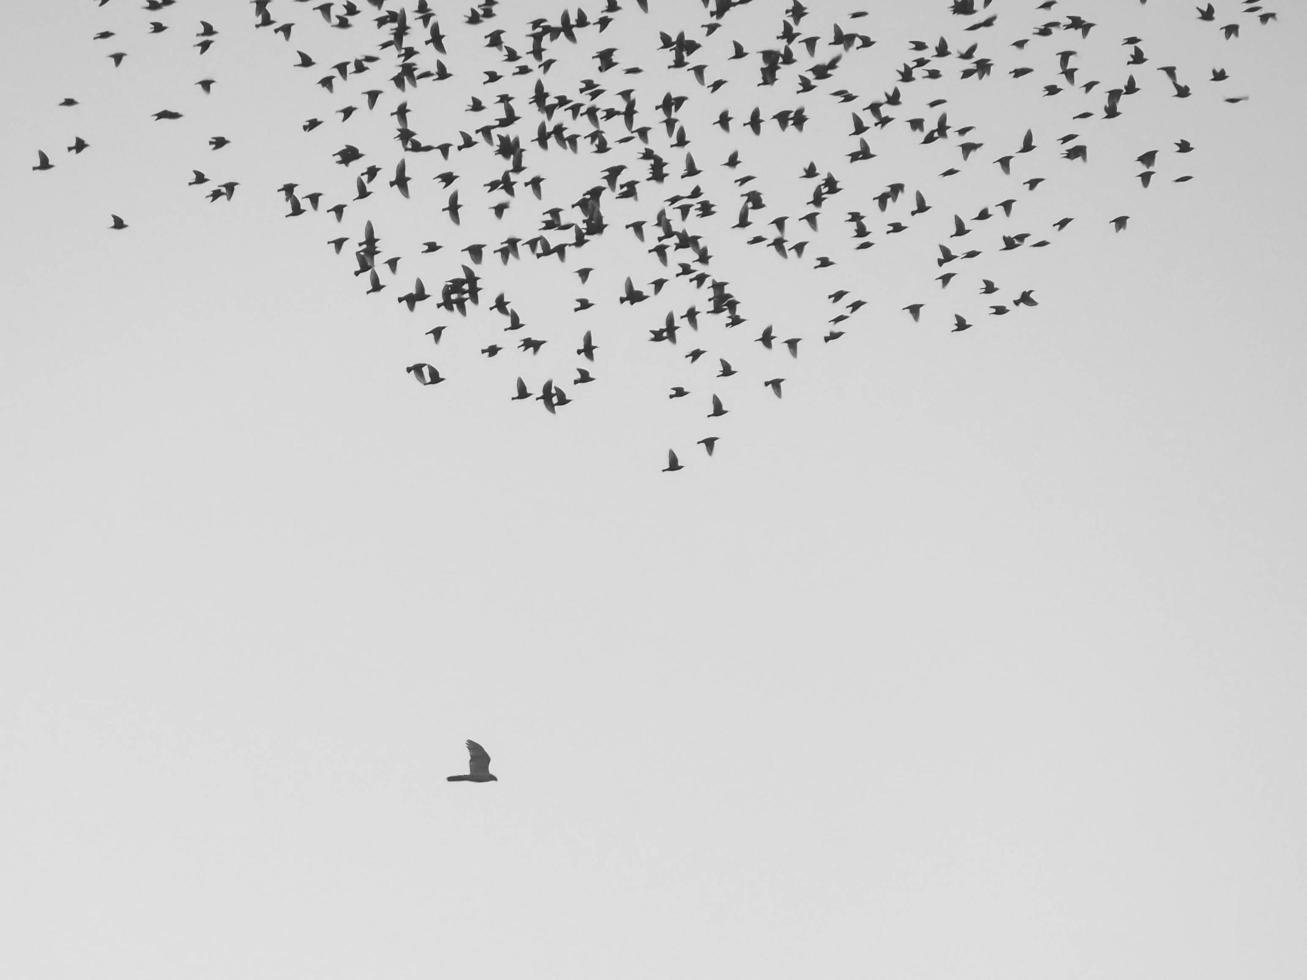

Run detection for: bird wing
[[466, 740, 491, 777]]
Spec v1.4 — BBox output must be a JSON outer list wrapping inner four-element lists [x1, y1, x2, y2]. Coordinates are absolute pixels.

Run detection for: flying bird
[[447, 740, 497, 782]]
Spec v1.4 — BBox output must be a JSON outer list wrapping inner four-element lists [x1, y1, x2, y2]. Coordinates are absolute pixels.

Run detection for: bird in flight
[[447, 740, 497, 782]]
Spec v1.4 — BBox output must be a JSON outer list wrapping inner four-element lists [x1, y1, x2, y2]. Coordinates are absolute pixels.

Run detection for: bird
[[109, 214, 127, 230], [447, 740, 497, 782], [405, 363, 444, 385], [32, 151, 53, 172], [663, 449, 684, 472], [576, 330, 597, 361]]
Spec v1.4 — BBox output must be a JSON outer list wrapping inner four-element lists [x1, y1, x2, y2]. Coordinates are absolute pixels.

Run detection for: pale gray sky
[[2, 1, 1305, 978]]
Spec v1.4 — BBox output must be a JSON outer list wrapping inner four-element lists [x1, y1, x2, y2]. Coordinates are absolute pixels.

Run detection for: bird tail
[[447, 775, 472, 781]]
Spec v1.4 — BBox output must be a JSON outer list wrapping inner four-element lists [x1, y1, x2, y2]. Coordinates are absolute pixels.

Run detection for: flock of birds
[[32, 0, 1283, 470]]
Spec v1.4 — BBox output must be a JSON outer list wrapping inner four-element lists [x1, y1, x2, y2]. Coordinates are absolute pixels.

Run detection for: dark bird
[[109, 214, 127, 230], [32, 150, 53, 172], [405, 363, 444, 385], [663, 449, 684, 472], [577, 330, 597, 361], [447, 740, 497, 782]]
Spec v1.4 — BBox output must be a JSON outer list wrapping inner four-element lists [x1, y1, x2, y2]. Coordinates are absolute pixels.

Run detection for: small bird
[[405, 363, 444, 386], [576, 330, 597, 361], [662, 449, 684, 472], [763, 378, 784, 398], [109, 214, 127, 230], [32, 150, 53, 171], [447, 740, 497, 782]]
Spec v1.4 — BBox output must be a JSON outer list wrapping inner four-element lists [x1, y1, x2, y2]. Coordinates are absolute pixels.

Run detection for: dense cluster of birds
[[33, 0, 1282, 469]]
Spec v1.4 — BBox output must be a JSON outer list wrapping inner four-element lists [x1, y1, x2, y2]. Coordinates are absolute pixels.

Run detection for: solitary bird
[[447, 740, 497, 782]]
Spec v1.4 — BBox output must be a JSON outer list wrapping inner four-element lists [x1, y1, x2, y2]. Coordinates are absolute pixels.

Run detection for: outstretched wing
[[466, 740, 491, 777]]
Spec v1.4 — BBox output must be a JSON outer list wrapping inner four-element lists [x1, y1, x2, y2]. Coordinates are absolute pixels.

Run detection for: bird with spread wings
[[447, 740, 498, 782]]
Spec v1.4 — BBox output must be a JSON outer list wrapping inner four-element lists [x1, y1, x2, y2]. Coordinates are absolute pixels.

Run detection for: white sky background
[[2, 1, 1305, 977]]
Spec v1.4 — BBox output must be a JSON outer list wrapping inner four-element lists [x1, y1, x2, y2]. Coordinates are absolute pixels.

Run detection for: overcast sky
[[2, 1, 1305, 978]]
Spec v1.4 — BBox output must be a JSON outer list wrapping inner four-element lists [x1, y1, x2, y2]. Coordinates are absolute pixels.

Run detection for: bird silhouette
[[447, 740, 497, 782]]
